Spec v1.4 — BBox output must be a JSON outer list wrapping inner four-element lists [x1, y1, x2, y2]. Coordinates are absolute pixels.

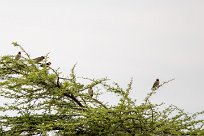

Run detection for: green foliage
[[0, 44, 203, 135]]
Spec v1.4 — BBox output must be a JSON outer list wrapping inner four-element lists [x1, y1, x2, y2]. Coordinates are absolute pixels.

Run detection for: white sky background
[[0, 0, 204, 113]]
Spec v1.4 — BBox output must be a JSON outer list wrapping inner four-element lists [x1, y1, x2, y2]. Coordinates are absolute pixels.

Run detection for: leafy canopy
[[0, 43, 203, 135]]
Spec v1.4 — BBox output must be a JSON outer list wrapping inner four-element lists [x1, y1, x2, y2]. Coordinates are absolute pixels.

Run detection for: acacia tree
[[0, 43, 203, 136]]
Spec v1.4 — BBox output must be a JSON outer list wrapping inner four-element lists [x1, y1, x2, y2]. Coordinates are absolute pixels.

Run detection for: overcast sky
[[0, 0, 204, 113]]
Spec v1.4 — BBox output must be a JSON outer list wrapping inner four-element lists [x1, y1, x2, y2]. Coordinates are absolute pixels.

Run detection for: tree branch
[[63, 92, 84, 108]]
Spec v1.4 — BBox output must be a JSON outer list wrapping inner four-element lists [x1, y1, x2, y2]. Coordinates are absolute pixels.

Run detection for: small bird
[[15, 52, 21, 60], [33, 56, 45, 63], [151, 79, 160, 90], [88, 87, 93, 97], [40, 62, 51, 67]]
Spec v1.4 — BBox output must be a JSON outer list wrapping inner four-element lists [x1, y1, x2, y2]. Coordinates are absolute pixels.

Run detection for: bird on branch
[[88, 87, 93, 97], [33, 56, 45, 63], [15, 52, 21, 60], [151, 79, 160, 90], [40, 62, 51, 67]]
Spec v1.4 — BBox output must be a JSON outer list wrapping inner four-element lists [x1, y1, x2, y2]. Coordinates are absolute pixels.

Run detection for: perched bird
[[151, 79, 160, 90], [40, 62, 51, 67], [88, 87, 93, 97], [33, 56, 45, 63], [15, 52, 21, 60]]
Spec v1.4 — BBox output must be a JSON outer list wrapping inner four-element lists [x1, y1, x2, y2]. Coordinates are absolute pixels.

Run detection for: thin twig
[[158, 78, 175, 88], [144, 78, 175, 104], [12, 42, 31, 59], [92, 98, 108, 109]]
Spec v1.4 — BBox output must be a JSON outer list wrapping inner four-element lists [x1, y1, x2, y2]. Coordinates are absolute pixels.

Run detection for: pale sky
[[0, 0, 204, 113]]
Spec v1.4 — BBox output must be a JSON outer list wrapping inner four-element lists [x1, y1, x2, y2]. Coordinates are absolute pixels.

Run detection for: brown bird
[[33, 56, 45, 63], [88, 87, 93, 97], [151, 79, 160, 90], [40, 62, 51, 67], [15, 52, 21, 60]]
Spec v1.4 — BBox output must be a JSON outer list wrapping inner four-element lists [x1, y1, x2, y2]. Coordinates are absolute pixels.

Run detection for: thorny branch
[[12, 42, 31, 59], [144, 78, 175, 104]]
